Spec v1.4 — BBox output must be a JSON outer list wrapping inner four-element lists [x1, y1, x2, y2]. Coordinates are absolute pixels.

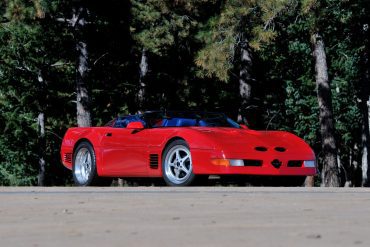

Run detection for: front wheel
[[162, 140, 195, 186]]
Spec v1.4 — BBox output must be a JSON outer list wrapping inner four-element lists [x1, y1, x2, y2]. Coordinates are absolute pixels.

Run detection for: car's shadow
[[110, 175, 307, 187]]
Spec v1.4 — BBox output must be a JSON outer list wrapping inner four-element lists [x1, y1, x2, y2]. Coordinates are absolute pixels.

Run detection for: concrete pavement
[[1, 187, 370, 247]]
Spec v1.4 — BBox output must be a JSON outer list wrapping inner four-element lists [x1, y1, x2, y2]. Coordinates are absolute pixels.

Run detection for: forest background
[[0, 0, 369, 187]]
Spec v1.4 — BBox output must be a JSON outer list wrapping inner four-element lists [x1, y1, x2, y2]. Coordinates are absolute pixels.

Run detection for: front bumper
[[191, 149, 317, 176]]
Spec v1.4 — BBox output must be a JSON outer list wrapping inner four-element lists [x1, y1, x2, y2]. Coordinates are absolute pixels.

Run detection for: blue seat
[[114, 116, 146, 128], [162, 118, 196, 127], [198, 120, 208, 127], [177, 119, 196, 127], [115, 118, 127, 128], [162, 118, 179, 127]]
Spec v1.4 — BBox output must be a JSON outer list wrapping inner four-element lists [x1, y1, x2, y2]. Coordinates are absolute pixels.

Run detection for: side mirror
[[240, 124, 248, 129], [127, 121, 145, 129]]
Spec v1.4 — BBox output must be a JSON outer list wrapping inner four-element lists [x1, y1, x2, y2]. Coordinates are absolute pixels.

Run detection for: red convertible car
[[60, 111, 317, 186]]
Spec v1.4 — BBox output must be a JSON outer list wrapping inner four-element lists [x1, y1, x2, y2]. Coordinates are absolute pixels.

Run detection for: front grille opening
[[287, 160, 303, 167], [255, 146, 268, 152], [275, 147, 286, 152], [243, 160, 263, 167], [149, 154, 159, 169], [271, 159, 282, 168], [64, 153, 72, 163]]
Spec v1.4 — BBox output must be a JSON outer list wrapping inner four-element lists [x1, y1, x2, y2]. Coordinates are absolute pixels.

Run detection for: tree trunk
[[137, 48, 148, 111], [74, 6, 92, 127], [360, 101, 370, 186], [37, 71, 46, 186], [311, 33, 340, 187], [360, 41, 370, 186], [304, 176, 315, 187], [37, 112, 46, 186], [237, 40, 253, 123]]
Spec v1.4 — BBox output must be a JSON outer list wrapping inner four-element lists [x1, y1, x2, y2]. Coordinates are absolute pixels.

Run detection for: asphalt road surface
[[1, 187, 370, 247]]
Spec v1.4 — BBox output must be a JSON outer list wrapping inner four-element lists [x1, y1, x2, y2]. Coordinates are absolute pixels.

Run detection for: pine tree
[[195, 0, 293, 124], [1, 0, 48, 185], [130, 0, 217, 110]]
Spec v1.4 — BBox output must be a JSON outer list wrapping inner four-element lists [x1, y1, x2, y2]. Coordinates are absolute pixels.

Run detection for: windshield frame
[[141, 111, 241, 129]]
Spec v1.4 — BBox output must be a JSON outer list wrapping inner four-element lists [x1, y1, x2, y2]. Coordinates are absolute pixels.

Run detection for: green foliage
[[195, 0, 294, 81], [0, 0, 75, 185], [1, 1, 38, 185], [131, 0, 212, 56], [258, 0, 365, 184]]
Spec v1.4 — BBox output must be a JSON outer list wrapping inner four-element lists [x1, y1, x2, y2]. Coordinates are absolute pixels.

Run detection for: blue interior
[[113, 115, 239, 128], [114, 116, 146, 128], [161, 118, 197, 127]]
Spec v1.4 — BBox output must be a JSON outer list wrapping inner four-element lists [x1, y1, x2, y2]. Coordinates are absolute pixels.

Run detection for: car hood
[[191, 127, 314, 155]]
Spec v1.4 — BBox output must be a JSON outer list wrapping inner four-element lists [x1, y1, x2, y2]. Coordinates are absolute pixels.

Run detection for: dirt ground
[[1, 187, 370, 247]]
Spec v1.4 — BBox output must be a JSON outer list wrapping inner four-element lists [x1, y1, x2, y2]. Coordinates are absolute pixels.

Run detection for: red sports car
[[60, 111, 317, 186]]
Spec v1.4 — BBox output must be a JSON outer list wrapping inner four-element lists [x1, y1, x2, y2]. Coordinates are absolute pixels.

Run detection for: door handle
[[105, 132, 112, 137]]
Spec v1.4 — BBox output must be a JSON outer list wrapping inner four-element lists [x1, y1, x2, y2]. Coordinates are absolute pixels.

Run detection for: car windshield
[[141, 111, 241, 128]]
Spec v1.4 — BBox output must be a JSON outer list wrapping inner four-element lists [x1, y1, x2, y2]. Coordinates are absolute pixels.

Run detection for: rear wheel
[[162, 140, 195, 186], [73, 141, 112, 186]]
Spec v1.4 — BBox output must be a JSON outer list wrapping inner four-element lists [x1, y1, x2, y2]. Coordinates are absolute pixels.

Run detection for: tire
[[162, 140, 195, 186], [73, 141, 112, 186]]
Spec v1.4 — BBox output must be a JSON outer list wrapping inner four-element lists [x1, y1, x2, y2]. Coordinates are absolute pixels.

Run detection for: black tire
[[162, 139, 196, 186], [72, 141, 112, 186]]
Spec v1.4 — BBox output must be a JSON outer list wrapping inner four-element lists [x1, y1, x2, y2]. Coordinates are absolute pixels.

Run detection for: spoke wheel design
[[162, 140, 195, 186], [72, 141, 112, 186], [74, 147, 92, 184]]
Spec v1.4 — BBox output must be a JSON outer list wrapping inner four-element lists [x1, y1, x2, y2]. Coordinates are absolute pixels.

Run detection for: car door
[[101, 126, 148, 176]]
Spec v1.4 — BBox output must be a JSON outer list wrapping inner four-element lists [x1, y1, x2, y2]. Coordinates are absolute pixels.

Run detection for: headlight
[[229, 159, 244, 166], [303, 160, 316, 168]]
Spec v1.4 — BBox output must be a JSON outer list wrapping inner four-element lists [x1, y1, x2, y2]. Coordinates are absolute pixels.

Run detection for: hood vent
[[149, 154, 159, 169], [275, 147, 286, 152], [255, 146, 268, 152]]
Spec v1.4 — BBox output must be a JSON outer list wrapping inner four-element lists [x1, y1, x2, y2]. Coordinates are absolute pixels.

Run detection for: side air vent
[[149, 154, 159, 169], [64, 153, 72, 164], [255, 146, 268, 152], [274, 147, 286, 152], [287, 160, 303, 167], [243, 160, 263, 167]]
